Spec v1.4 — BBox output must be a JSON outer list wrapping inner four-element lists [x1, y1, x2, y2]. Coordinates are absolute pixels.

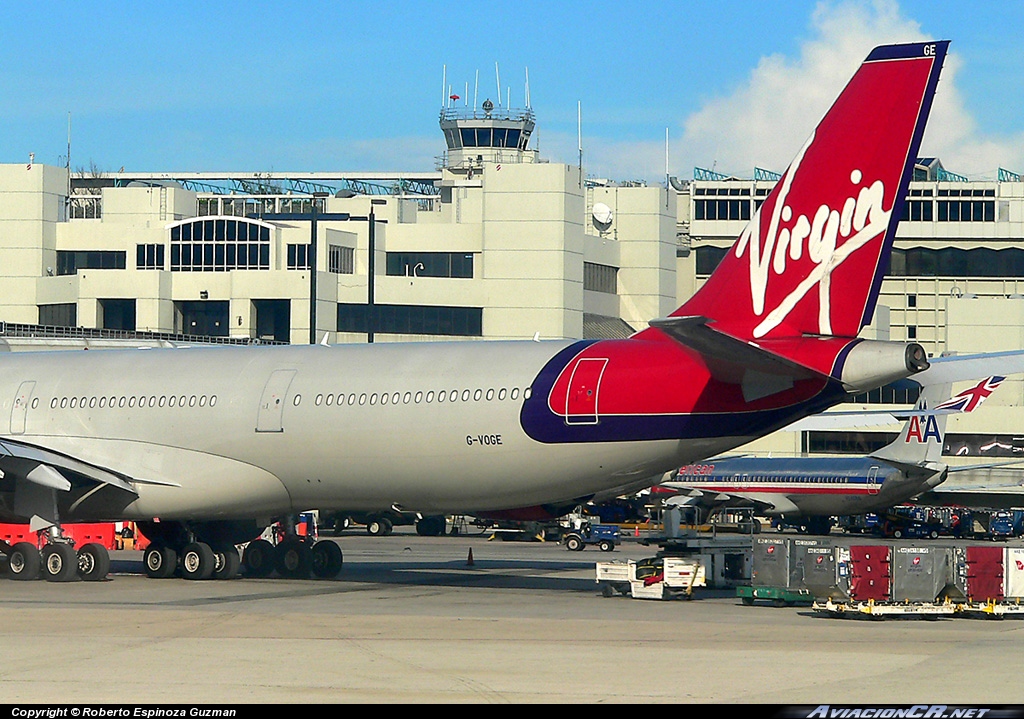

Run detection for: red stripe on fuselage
[[547, 338, 830, 417]]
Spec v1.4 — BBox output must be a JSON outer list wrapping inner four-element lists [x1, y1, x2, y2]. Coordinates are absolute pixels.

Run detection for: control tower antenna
[[441, 64, 447, 108], [495, 62, 501, 107], [525, 67, 531, 108], [474, 69, 479, 111]]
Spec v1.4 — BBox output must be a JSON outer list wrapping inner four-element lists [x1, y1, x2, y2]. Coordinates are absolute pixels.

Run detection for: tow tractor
[[561, 517, 620, 552]]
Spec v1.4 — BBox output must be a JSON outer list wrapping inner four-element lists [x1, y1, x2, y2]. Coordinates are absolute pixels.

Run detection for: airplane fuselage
[[671, 456, 943, 517], [0, 339, 844, 523]]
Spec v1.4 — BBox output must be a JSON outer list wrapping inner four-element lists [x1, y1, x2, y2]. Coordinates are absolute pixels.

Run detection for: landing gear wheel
[[565, 535, 584, 552], [275, 537, 312, 579], [242, 539, 276, 578], [367, 518, 392, 536], [42, 544, 80, 582], [598, 540, 615, 553], [77, 543, 111, 581], [310, 540, 343, 579], [212, 545, 241, 580], [144, 544, 177, 579], [180, 542, 216, 580], [8, 542, 41, 581]]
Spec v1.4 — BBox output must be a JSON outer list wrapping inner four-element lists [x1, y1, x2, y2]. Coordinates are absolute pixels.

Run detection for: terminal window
[[385, 252, 473, 279], [136, 244, 165, 270], [169, 218, 271, 271], [56, 250, 126, 276], [337, 303, 482, 336]]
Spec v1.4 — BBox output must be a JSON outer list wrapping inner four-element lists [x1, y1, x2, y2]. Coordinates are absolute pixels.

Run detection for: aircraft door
[[867, 466, 880, 495], [10, 381, 35, 435], [565, 358, 607, 425], [256, 370, 297, 433]]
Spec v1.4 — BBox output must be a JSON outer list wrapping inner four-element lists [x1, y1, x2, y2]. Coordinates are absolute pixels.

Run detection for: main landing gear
[[2, 536, 112, 583], [137, 519, 343, 581]]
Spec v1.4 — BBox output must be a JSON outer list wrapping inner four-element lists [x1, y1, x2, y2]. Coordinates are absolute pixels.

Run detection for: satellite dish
[[592, 202, 613, 226]]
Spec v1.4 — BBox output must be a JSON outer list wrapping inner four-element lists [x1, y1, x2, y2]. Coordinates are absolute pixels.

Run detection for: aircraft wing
[[660, 484, 782, 514]]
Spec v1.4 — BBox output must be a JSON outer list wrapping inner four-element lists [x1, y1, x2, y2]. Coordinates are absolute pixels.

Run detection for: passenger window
[[438, 391, 445, 403], [179, 395, 186, 407], [119, 397, 126, 408], [50, 398, 57, 409], [189, 396, 197, 407], [81, 397, 88, 407], [168, 396, 176, 408], [486, 389, 494, 401], [426, 391, 434, 403], [293, 395, 302, 406], [358, 393, 367, 405], [414, 391, 422, 403], [462, 389, 470, 401], [392, 392, 401, 405], [199, 396, 207, 407], [350, 394, 358, 406], [525, 388, 532, 399], [128, 397, 136, 408], [498, 388, 507, 400], [380, 393, 388, 405], [315, 394, 323, 406], [210, 395, 217, 407], [450, 390, 458, 402], [473, 389, 482, 401], [60, 397, 68, 409], [511, 388, 520, 400], [149, 396, 157, 408], [70, 397, 78, 409], [326, 394, 334, 406], [403, 392, 411, 404]]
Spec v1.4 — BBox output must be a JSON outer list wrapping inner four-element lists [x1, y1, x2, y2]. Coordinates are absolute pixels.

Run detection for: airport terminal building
[[1, 102, 1024, 462]]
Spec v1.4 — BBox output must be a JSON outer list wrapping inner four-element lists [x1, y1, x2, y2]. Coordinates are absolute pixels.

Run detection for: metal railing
[[0, 322, 286, 346]]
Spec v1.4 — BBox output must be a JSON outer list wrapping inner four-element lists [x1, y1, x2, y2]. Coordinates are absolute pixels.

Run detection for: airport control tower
[[439, 98, 538, 171]]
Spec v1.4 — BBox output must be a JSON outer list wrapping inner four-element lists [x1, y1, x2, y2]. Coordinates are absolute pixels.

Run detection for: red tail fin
[[675, 42, 947, 341]]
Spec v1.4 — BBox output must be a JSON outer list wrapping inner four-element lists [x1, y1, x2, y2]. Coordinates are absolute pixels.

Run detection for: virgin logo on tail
[[677, 42, 948, 344], [736, 143, 890, 338]]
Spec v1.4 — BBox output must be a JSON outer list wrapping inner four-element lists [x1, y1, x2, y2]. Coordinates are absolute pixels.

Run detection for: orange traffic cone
[[634, 525, 640, 537], [466, 548, 475, 566]]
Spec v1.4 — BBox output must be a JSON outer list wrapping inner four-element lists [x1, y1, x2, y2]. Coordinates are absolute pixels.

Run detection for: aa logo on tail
[[905, 415, 941, 444]]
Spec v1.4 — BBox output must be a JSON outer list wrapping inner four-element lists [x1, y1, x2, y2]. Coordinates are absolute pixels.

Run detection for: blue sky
[[2, 1, 1021, 181]]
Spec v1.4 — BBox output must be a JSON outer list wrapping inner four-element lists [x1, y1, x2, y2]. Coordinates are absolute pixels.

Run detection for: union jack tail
[[872, 377, 1003, 465]]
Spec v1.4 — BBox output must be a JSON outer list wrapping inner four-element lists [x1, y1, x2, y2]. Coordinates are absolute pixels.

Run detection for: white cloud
[[579, 0, 1024, 182]]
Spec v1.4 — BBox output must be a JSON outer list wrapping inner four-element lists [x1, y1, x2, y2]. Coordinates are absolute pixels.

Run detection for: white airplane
[[0, 41, 949, 582]]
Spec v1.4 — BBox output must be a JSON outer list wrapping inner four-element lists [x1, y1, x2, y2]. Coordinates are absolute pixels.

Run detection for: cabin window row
[[299, 387, 532, 408], [48, 394, 218, 410]]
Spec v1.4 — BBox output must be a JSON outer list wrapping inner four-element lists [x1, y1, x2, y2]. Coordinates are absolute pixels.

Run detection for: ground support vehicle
[[563, 522, 620, 552], [812, 597, 960, 619], [595, 556, 706, 600], [736, 585, 813, 607]]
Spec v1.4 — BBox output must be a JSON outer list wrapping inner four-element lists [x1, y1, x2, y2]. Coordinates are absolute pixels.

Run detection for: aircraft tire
[[212, 545, 241, 580], [77, 543, 111, 581], [180, 542, 216, 581], [242, 539, 276, 578], [275, 537, 311, 579], [42, 544, 80, 582], [144, 544, 178, 579], [8, 542, 40, 581], [310, 540, 343, 579]]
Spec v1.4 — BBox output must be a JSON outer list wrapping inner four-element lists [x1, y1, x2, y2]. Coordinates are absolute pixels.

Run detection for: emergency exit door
[[565, 358, 607, 425], [256, 370, 296, 433]]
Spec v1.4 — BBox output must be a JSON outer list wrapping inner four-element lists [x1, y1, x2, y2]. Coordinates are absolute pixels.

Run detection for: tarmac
[[1, 527, 1023, 705]]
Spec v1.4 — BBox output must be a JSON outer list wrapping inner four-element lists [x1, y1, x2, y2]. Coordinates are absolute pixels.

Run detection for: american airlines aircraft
[[661, 377, 1004, 534], [0, 41, 948, 582]]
